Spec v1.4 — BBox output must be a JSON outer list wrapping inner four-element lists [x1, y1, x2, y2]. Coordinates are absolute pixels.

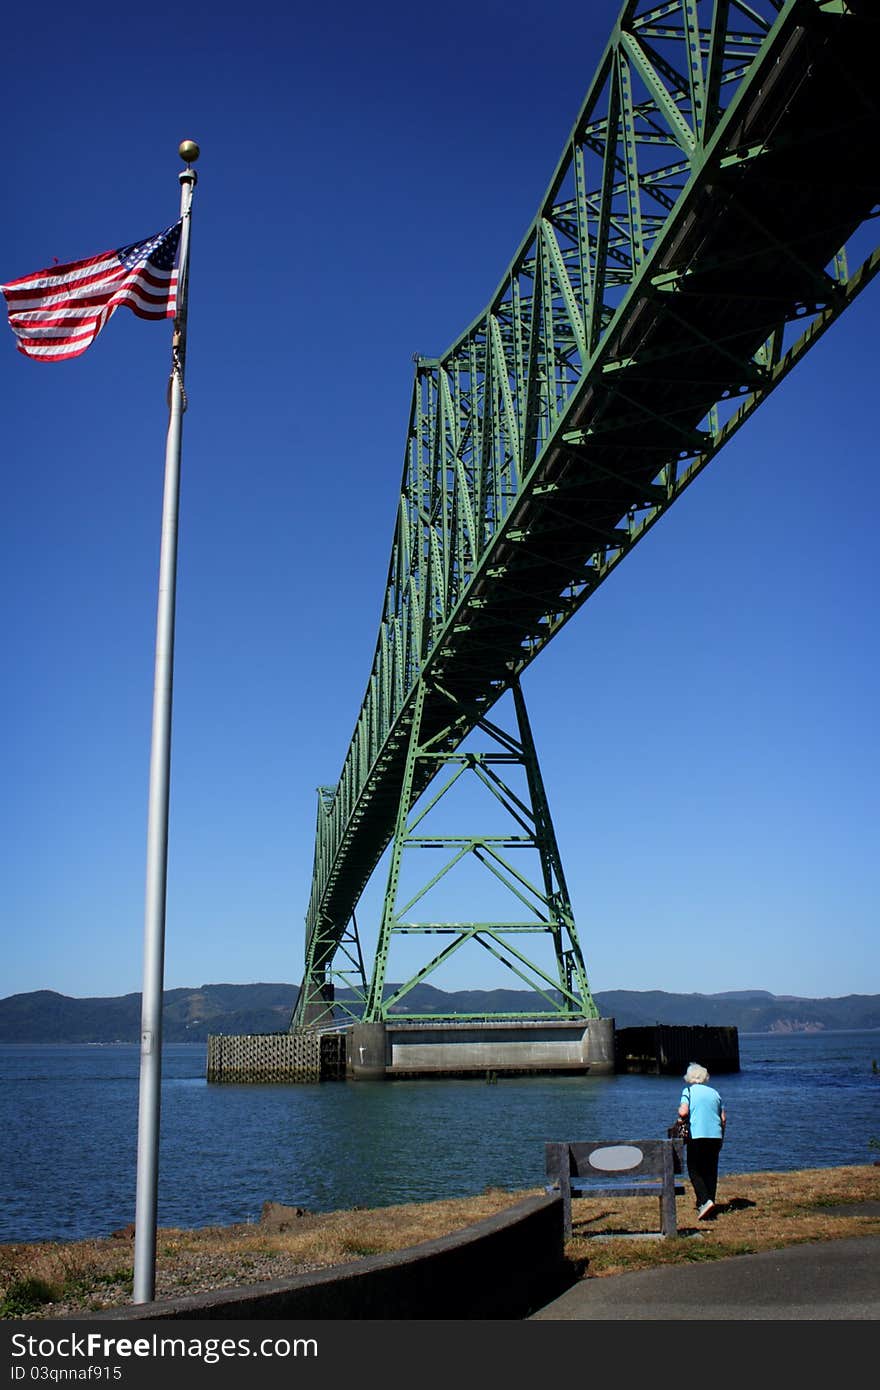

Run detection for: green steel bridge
[[291, 0, 880, 1032]]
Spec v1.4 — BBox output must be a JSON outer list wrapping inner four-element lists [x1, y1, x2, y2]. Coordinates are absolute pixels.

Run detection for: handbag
[[668, 1086, 691, 1142]]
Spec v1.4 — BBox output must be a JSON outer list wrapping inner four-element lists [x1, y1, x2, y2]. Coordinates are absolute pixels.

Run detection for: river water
[[2, 1031, 878, 1244]]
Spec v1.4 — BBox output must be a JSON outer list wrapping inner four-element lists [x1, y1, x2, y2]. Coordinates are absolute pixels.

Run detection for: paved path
[[530, 1234, 880, 1320]]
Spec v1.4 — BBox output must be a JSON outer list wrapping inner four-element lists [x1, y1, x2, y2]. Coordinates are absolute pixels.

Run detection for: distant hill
[[0, 984, 298, 1044], [1, 983, 878, 1042]]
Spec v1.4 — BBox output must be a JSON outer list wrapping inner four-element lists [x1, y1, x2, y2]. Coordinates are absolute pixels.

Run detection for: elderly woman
[[679, 1062, 726, 1219]]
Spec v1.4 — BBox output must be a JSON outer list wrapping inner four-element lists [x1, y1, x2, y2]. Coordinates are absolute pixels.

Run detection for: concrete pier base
[[347, 1022, 389, 1079], [345, 1016, 615, 1080], [583, 1016, 616, 1072], [206, 1017, 738, 1083]]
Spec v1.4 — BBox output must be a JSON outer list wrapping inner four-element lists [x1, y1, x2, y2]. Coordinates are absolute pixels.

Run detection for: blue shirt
[[681, 1082, 725, 1140]]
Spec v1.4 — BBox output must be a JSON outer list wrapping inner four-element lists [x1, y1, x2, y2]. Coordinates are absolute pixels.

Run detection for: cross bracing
[[293, 0, 880, 1029]]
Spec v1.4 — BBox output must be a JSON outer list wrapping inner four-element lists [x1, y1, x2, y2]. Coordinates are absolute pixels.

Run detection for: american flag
[[1, 222, 182, 362]]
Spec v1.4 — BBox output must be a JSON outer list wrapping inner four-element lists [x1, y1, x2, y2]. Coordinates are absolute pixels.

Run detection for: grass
[[562, 1163, 880, 1280], [1, 1165, 877, 1318]]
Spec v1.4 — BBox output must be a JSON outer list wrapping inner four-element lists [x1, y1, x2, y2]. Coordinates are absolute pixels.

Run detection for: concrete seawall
[[75, 1193, 567, 1322]]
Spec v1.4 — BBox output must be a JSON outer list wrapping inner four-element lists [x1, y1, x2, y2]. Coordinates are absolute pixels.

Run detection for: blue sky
[[2, 0, 877, 1005]]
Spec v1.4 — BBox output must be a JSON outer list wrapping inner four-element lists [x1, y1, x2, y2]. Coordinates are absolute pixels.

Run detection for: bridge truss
[[292, 0, 880, 1029]]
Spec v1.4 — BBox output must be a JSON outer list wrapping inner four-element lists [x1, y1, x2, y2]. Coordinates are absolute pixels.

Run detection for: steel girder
[[292, 0, 880, 1030]]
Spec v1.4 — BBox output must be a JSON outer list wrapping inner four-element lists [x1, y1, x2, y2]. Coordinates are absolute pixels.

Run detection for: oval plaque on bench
[[587, 1144, 643, 1172]]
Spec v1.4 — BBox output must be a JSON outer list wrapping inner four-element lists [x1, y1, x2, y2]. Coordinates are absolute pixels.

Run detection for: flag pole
[[133, 139, 199, 1306]]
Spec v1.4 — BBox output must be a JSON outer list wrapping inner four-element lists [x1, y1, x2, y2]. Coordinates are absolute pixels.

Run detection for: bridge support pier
[[583, 1016, 615, 1072], [345, 1015, 615, 1080], [347, 1022, 388, 1079]]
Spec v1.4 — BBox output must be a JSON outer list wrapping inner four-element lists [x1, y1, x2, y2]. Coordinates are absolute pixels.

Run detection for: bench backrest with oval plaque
[[544, 1139, 685, 1238]]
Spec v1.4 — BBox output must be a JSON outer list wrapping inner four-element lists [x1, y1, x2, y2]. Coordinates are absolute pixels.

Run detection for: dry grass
[[2, 1166, 878, 1319], [0, 1187, 525, 1319], [564, 1163, 880, 1279]]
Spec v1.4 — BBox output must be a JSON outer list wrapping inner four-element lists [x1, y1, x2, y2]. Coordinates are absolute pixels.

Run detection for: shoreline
[[2, 1164, 879, 1320], [4, 1153, 880, 1250]]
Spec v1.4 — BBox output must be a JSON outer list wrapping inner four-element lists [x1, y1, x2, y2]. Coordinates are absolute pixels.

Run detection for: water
[[2, 1032, 878, 1244]]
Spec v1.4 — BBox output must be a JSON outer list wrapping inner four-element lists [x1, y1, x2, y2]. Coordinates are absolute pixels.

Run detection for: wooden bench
[[545, 1138, 686, 1238]]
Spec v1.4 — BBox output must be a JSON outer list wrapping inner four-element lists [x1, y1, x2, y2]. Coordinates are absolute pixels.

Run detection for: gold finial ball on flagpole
[[178, 139, 200, 165]]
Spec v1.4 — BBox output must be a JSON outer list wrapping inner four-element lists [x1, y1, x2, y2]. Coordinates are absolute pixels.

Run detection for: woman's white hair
[[684, 1062, 709, 1085]]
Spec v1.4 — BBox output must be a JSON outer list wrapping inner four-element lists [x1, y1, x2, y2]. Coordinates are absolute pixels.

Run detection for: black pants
[[686, 1138, 723, 1206]]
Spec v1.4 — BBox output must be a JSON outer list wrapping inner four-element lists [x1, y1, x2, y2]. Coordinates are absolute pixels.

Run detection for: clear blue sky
[[3, 0, 877, 1004]]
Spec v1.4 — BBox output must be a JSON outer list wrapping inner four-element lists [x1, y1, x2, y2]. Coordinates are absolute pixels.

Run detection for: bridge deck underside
[[314, 7, 880, 960]]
